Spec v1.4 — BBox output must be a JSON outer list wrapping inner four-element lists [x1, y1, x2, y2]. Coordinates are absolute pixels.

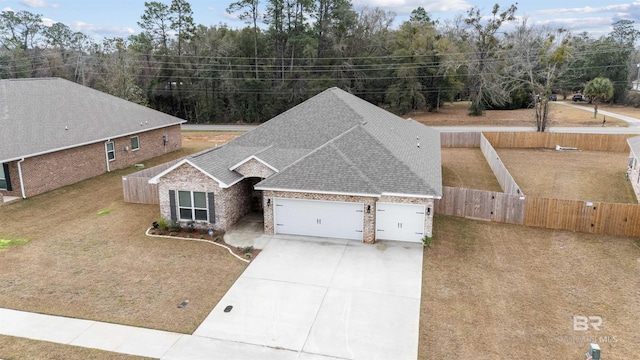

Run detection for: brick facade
[[629, 151, 640, 202], [1, 125, 181, 198], [157, 163, 252, 231], [234, 158, 276, 178], [262, 190, 435, 243]]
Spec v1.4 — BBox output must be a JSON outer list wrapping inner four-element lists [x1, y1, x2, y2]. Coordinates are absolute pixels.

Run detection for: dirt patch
[[420, 216, 640, 359], [0, 335, 153, 360], [181, 131, 244, 149], [441, 148, 502, 191], [496, 148, 636, 203], [406, 101, 628, 127]]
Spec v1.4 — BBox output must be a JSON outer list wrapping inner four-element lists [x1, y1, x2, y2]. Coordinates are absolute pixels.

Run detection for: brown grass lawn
[[0, 335, 153, 360], [497, 149, 637, 203], [420, 216, 640, 360], [0, 132, 246, 336], [565, 101, 640, 120], [407, 101, 628, 127], [441, 148, 502, 191]]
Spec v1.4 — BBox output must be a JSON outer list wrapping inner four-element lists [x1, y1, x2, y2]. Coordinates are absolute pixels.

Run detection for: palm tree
[[583, 77, 614, 119]]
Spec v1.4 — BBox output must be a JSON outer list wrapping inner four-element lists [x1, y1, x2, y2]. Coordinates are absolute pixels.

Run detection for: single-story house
[[0, 77, 185, 199], [628, 136, 640, 201], [150, 87, 442, 243]]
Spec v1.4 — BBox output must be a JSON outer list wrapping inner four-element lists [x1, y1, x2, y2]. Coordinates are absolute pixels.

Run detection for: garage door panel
[[274, 198, 364, 240], [375, 203, 425, 243]]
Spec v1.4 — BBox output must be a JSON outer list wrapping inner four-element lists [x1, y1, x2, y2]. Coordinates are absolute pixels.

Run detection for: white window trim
[[106, 141, 115, 162], [178, 190, 208, 221], [130, 136, 140, 151]]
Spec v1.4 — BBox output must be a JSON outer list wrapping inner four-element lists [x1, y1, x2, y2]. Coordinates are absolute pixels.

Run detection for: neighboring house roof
[[0, 78, 186, 163], [628, 136, 640, 157], [152, 87, 442, 198]]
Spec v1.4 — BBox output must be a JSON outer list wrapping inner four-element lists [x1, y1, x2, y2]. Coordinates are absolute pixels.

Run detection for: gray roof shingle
[[179, 87, 442, 197], [0, 78, 185, 163]]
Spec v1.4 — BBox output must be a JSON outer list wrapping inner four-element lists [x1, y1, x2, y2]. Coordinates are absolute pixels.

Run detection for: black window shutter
[[169, 190, 177, 221], [3, 163, 12, 191], [208, 192, 215, 223]]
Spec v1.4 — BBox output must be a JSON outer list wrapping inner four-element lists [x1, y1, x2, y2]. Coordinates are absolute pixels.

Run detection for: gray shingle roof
[[0, 78, 185, 163], [180, 87, 442, 197]]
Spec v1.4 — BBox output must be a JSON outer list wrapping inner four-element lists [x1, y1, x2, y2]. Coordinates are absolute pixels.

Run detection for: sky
[[1, 0, 640, 41]]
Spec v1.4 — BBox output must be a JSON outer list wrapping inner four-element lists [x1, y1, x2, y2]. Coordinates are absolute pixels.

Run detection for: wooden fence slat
[[482, 132, 632, 152], [122, 158, 182, 204]]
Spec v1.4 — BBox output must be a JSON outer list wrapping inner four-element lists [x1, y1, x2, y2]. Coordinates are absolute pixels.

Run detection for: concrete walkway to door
[[192, 235, 424, 359]]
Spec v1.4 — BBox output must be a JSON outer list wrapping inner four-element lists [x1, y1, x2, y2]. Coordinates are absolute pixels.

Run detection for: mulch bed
[[147, 228, 261, 261]]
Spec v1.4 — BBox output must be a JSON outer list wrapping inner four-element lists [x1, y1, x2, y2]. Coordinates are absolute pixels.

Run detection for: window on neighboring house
[[0, 164, 7, 190], [131, 136, 140, 151], [178, 190, 208, 221], [106, 141, 115, 161]]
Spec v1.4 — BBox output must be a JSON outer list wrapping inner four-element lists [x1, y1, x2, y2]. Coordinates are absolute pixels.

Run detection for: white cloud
[[2, 7, 13, 12], [536, 3, 640, 15], [19, 0, 58, 8], [42, 17, 54, 26], [71, 21, 135, 37], [353, 0, 471, 15]]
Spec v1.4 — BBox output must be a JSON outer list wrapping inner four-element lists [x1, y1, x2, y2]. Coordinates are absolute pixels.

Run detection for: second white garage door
[[375, 202, 426, 243], [274, 198, 364, 240]]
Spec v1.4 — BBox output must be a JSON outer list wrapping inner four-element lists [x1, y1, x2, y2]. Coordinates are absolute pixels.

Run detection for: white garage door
[[375, 202, 425, 243], [274, 198, 364, 240]]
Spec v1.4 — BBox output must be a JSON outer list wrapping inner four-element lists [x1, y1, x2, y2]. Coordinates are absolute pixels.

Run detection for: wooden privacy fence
[[482, 132, 633, 152], [434, 187, 526, 224], [524, 197, 640, 237], [480, 133, 522, 195], [122, 159, 180, 204], [435, 187, 640, 237], [440, 132, 481, 148], [440, 131, 632, 152]]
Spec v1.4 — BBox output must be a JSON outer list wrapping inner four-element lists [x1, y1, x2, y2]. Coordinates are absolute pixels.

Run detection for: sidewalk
[[0, 308, 312, 359]]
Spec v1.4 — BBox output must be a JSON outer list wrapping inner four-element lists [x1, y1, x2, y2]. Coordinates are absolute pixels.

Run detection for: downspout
[[105, 139, 111, 172], [17, 158, 26, 199]]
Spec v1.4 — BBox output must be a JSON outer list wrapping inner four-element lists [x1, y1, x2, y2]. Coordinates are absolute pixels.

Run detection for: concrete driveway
[[191, 235, 424, 359]]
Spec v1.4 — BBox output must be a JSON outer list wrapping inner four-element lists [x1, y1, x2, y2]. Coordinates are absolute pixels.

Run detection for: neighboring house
[[150, 87, 442, 244], [0, 78, 184, 199], [628, 136, 640, 202]]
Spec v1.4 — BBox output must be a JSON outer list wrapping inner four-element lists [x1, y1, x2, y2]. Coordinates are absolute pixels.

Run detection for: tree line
[[1, 1, 639, 130]]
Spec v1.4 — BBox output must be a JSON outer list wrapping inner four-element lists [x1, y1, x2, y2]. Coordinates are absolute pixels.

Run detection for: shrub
[[468, 102, 485, 116], [156, 217, 169, 231], [245, 253, 252, 259], [422, 235, 433, 248], [169, 221, 181, 232]]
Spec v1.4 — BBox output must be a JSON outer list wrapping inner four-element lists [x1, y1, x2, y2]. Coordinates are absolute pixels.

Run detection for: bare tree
[[462, 3, 518, 115], [505, 20, 571, 131]]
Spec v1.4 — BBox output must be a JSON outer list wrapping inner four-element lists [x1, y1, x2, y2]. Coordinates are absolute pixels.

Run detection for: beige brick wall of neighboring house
[[629, 151, 640, 201], [158, 163, 252, 231], [378, 195, 436, 238], [2, 125, 182, 198], [262, 190, 436, 243], [262, 190, 378, 243], [234, 158, 276, 178]]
